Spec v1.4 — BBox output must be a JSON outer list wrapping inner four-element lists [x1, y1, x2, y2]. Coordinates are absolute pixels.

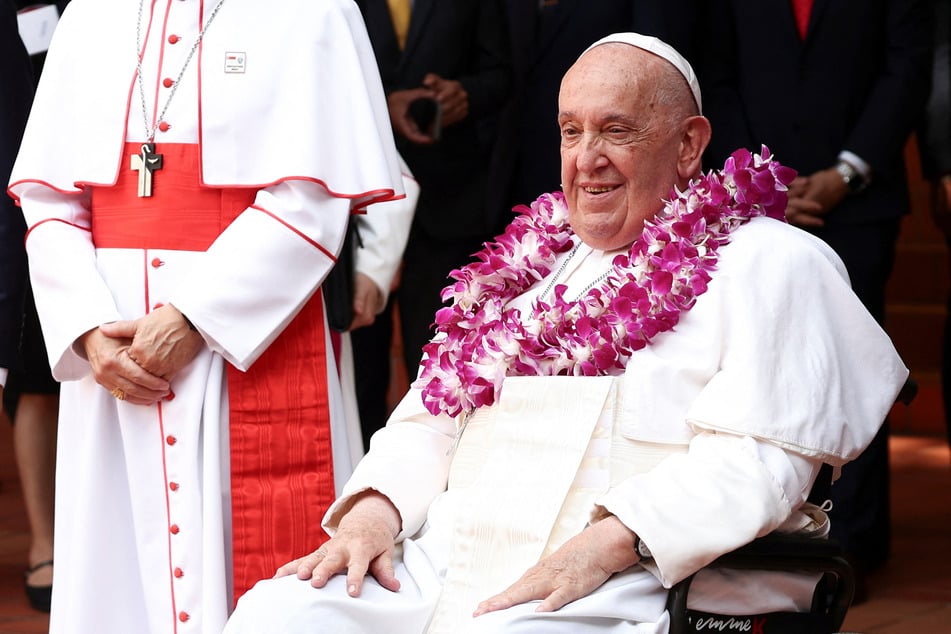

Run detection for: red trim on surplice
[[91, 142, 334, 603]]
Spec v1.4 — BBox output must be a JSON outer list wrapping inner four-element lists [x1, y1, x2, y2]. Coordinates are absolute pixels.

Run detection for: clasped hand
[[278, 497, 639, 618], [348, 273, 384, 331], [387, 73, 469, 145], [784, 168, 849, 228], [82, 304, 204, 405]]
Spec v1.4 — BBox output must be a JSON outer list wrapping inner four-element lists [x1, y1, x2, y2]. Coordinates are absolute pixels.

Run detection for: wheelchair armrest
[[666, 376, 912, 633], [666, 533, 854, 634], [713, 532, 846, 561], [896, 376, 918, 406]]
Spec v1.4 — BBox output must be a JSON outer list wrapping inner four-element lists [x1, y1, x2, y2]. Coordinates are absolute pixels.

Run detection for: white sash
[[426, 375, 683, 632]]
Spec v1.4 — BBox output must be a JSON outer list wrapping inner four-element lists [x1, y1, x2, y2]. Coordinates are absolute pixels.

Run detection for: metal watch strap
[[836, 160, 867, 194], [634, 534, 652, 560]]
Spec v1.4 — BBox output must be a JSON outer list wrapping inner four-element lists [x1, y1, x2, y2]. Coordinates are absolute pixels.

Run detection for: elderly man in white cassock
[[225, 33, 907, 634]]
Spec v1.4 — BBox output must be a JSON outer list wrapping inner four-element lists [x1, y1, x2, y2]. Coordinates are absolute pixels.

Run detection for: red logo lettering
[[751, 616, 765, 634]]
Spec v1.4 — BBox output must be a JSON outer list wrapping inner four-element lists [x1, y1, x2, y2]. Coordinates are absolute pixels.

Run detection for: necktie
[[791, 0, 813, 39], [388, 0, 411, 49]]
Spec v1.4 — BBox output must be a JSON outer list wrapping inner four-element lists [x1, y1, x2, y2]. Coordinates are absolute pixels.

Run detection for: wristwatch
[[634, 534, 653, 561], [835, 160, 868, 194]]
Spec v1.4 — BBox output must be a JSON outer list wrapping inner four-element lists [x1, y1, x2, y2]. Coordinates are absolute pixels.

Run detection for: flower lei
[[414, 147, 795, 419]]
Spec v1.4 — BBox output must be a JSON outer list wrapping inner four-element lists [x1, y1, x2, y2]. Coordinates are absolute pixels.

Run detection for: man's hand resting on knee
[[473, 514, 641, 616], [274, 491, 403, 597]]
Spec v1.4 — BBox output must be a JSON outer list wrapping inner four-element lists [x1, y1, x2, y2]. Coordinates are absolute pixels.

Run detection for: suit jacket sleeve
[[843, 0, 932, 170], [699, 0, 932, 174], [696, 0, 761, 162], [919, 0, 951, 179], [455, 0, 511, 121]]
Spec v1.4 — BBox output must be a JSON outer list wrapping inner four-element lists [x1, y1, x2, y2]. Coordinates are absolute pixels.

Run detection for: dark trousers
[[944, 240, 951, 449], [350, 297, 395, 452], [396, 228, 488, 387], [3, 280, 59, 419], [351, 229, 488, 449], [809, 217, 900, 570]]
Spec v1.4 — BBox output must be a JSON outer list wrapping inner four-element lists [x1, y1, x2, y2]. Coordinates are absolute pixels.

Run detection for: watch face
[[636, 537, 652, 559], [837, 161, 866, 193]]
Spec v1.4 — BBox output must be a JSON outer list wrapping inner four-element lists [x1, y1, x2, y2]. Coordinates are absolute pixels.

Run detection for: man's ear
[[677, 115, 712, 180]]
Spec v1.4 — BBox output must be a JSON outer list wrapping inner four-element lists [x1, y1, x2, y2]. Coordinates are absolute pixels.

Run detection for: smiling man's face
[[558, 44, 689, 251]]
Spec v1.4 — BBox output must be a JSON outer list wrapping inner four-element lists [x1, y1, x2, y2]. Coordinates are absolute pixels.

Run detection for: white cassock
[[225, 216, 908, 634], [338, 158, 419, 463], [8, 0, 403, 632]]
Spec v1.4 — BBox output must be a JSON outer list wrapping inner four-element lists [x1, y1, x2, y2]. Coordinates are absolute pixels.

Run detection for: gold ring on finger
[[111, 387, 126, 401]]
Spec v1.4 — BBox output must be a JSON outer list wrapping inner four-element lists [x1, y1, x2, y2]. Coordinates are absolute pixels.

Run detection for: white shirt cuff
[[838, 151, 872, 181]]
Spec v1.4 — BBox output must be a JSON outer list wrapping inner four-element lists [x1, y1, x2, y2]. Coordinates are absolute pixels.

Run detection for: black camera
[[408, 97, 442, 141]]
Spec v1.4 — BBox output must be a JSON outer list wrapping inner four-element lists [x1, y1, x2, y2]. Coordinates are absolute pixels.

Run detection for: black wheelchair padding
[[666, 533, 854, 634]]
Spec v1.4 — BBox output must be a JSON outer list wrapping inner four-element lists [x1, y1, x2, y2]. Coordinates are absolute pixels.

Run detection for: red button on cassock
[[169, 482, 179, 491], [166, 435, 177, 446], [179, 611, 189, 622], [151, 258, 164, 268], [168, 34, 180, 44], [158, 121, 170, 132], [170, 524, 180, 535], [163, 78, 174, 88], [174, 567, 184, 578]]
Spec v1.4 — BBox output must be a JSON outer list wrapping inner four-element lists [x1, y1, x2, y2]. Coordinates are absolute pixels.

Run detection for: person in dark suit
[[1, 0, 31, 379], [2, 0, 59, 613], [350, 0, 511, 444], [695, 0, 932, 601], [919, 0, 951, 453], [497, 0, 700, 210]]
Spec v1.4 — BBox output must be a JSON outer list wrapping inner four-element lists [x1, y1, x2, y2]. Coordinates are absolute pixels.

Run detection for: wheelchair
[[666, 377, 918, 634]]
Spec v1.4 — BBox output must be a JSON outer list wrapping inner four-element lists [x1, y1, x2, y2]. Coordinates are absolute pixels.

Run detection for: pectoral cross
[[130, 143, 163, 197]]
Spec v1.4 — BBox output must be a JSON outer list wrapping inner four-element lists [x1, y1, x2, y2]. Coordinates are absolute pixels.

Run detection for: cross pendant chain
[[132, 0, 227, 197], [447, 409, 475, 456], [130, 143, 163, 197]]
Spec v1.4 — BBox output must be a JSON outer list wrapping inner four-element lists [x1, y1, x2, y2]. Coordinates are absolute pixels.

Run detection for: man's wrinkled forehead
[[579, 33, 702, 114]]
